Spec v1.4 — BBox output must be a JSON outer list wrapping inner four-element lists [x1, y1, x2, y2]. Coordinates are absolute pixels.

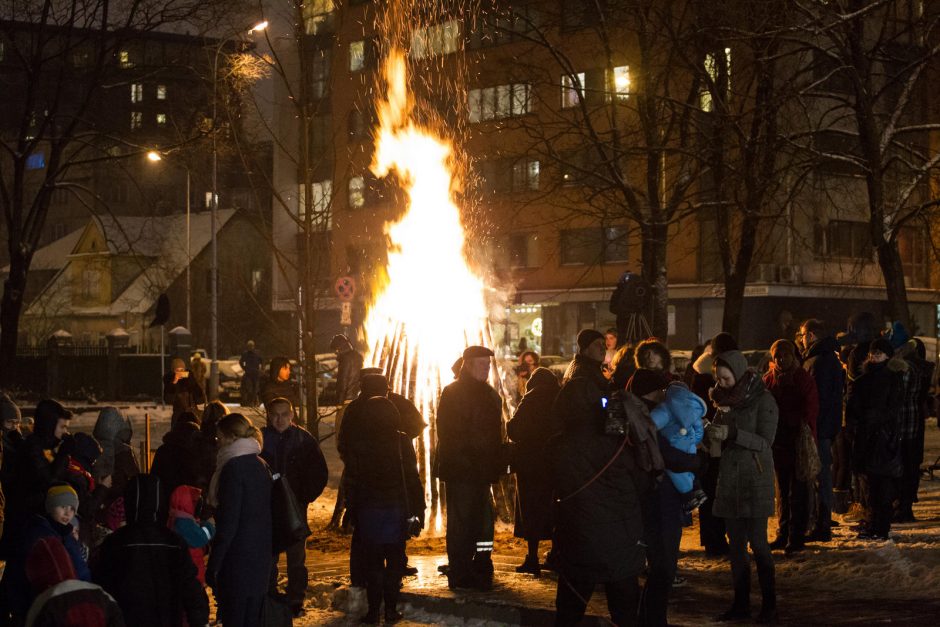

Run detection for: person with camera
[[434, 346, 503, 591], [343, 374, 423, 624], [705, 350, 779, 624], [551, 329, 649, 626], [261, 397, 328, 617]]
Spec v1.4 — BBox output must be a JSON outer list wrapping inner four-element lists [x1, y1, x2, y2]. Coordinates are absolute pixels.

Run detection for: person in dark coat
[[343, 374, 424, 624], [261, 397, 328, 615], [845, 339, 906, 540], [1, 394, 24, 493], [433, 345, 504, 591], [163, 359, 206, 427], [552, 329, 648, 626], [834, 311, 878, 513], [25, 536, 125, 627], [763, 340, 818, 554], [196, 400, 228, 499], [706, 350, 778, 624], [507, 367, 561, 576], [261, 356, 300, 412], [206, 414, 272, 627], [239, 340, 264, 407], [332, 334, 365, 403], [7, 400, 73, 526], [91, 407, 139, 517], [799, 320, 846, 542], [608, 343, 637, 391], [63, 433, 108, 547], [894, 338, 935, 522], [150, 413, 203, 503], [95, 474, 209, 627]]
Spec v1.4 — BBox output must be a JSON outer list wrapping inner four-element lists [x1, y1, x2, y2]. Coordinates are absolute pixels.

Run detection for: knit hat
[[45, 484, 79, 514], [714, 350, 749, 382], [886, 321, 910, 350], [462, 345, 494, 360], [361, 373, 389, 397], [577, 329, 605, 353], [869, 337, 894, 358], [1, 394, 21, 423], [627, 368, 669, 398], [72, 432, 102, 469]]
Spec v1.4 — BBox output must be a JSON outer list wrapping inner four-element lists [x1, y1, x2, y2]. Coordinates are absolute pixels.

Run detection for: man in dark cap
[[434, 346, 504, 590]]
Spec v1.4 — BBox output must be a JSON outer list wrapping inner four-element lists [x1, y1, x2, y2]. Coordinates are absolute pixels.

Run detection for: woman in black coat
[[507, 367, 560, 576], [206, 414, 272, 627], [845, 338, 905, 540], [150, 412, 203, 502]]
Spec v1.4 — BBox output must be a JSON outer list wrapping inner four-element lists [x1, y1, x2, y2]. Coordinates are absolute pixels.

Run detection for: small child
[[167, 485, 215, 585], [650, 382, 708, 513]]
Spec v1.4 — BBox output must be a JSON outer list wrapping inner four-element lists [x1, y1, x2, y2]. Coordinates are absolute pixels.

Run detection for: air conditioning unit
[[756, 263, 778, 283], [778, 264, 802, 284]]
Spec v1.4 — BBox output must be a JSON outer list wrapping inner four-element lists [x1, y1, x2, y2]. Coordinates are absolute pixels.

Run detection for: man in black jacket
[[434, 345, 503, 591], [800, 319, 846, 541], [262, 397, 329, 615], [552, 329, 648, 626], [94, 474, 208, 627]]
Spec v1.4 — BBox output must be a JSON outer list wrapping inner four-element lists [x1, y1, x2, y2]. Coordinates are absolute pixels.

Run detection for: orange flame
[[364, 50, 493, 531]]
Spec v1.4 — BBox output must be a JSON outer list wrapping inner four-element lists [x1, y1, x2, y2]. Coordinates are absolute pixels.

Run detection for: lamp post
[[208, 19, 267, 400], [147, 150, 192, 332]]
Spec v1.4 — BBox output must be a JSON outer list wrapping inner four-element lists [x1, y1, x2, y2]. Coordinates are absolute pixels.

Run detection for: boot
[[383, 572, 403, 623], [515, 555, 541, 576]]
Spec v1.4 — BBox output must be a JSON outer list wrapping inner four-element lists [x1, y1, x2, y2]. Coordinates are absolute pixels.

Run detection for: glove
[[705, 424, 729, 442]]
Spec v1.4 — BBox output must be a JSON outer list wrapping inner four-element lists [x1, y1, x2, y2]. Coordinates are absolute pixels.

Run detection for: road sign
[[334, 276, 356, 302], [340, 301, 353, 326]]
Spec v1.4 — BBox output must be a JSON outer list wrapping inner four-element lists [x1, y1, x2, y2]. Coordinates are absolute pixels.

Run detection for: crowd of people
[[0, 386, 328, 626], [425, 313, 934, 626]]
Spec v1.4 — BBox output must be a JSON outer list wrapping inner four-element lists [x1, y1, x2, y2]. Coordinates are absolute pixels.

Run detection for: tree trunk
[[721, 270, 747, 339], [641, 222, 669, 339], [0, 251, 28, 388], [875, 238, 912, 329]]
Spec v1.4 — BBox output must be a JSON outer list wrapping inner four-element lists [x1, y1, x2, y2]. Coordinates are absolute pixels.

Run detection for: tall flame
[[364, 50, 493, 530]]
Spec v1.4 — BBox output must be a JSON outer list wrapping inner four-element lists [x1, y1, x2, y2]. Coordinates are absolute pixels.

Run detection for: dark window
[[310, 49, 331, 100], [898, 226, 928, 287], [815, 130, 862, 177], [817, 220, 871, 260], [560, 226, 627, 265], [509, 232, 537, 268]]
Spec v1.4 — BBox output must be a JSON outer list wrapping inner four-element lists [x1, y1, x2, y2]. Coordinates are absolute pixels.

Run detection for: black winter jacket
[[846, 359, 905, 475], [433, 374, 504, 484], [555, 354, 608, 432], [261, 424, 328, 505], [94, 475, 209, 627], [802, 336, 846, 440], [150, 422, 203, 503]]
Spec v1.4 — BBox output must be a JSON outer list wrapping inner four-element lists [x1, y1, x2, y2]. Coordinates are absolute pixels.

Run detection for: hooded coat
[[801, 336, 846, 441], [150, 421, 203, 501], [25, 537, 124, 627], [95, 475, 208, 627], [711, 351, 779, 519], [845, 358, 906, 476], [92, 407, 139, 503], [9, 408, 71, 522], [507, 368, 561, 540], [167, 485, 214, 585], [651, 384, 706, 494]]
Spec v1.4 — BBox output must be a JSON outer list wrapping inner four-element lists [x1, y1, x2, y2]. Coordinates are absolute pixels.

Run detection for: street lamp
[[209, 19, 267, 400], [146, 150, 192, 332]]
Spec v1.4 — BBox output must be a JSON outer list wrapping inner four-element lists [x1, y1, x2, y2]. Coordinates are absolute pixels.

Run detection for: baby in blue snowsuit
[[651, 382, 708, 512]]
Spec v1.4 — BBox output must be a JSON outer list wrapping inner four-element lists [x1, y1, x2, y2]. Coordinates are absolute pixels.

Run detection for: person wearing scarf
[[206, 414, 271, 627], [706, 350, 779, 624]]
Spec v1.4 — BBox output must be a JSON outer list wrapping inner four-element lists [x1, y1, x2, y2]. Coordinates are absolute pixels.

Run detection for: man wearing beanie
[[434, 346, 503, 591], [551, 329, 647, 625]]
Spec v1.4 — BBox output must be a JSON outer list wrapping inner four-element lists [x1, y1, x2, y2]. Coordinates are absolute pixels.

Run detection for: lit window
[[156, 84, 167, 100], [348, 176, 365, 209], [700, 48, 731, 111], [303, 0, 334, 36], [298, 180, 333, 229], [468, 83, 532, 123], [130, 111, 142, 129], [156, 113, 167, 125], [512, 160, 540, 191], [130, 83, 143, 103], [608, 66, 630, 101], [349, 40, 365, 71], [561, 72, 585, 108], [410, 20, 460, 59], [118, 50, 133, 68]]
